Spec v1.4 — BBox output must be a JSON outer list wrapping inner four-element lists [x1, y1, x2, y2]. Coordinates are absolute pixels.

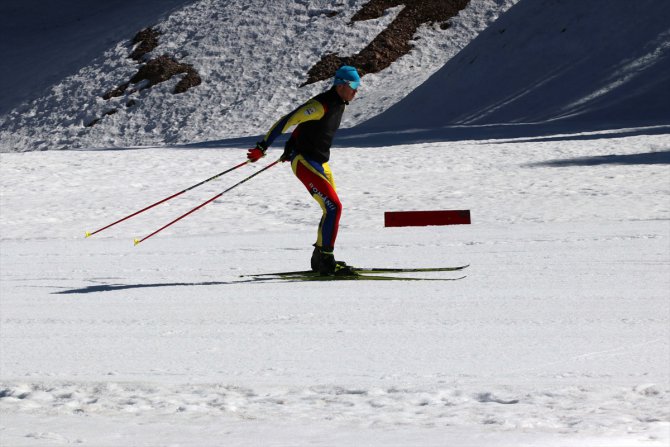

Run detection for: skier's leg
[[291, 155, 342, 249]]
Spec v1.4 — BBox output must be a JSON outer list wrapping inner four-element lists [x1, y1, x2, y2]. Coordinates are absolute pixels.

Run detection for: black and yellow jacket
[[260, 87, 347, 164]]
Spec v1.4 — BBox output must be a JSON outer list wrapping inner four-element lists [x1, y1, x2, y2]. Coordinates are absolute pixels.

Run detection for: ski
[[351, 264, 469, 274], [242, 264, 469, 278], [243, 272, 466, 282]]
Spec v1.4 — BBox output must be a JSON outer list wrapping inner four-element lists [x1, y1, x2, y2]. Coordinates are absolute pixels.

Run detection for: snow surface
[[1, 0, 670, 445], [1, 135, 669, 446]]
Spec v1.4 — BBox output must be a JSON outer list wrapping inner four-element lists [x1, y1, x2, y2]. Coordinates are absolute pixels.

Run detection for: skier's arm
[[260, 99, 325, 148]]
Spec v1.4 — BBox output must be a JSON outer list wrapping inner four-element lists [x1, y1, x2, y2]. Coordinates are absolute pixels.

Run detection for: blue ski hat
[[333, 65, 361, 90]]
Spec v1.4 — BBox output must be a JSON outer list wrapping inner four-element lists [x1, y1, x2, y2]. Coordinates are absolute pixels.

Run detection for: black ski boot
[[311, 244, 321, 272], [317, 247, 356, 276]]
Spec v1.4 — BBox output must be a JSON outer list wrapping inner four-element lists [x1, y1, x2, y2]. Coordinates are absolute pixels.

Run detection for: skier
[[246, 65, 361, 276]]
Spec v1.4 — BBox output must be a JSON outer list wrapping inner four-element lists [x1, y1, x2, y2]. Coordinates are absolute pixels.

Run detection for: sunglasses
[[336, 78, 360, 91]]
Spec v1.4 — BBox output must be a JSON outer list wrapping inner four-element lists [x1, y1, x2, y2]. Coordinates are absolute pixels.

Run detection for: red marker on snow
[[384, 210, 471, 227]]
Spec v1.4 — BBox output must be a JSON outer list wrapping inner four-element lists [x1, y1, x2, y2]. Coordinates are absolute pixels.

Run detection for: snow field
[[1, 133, 668, 242], [1, 134, 669, 445]]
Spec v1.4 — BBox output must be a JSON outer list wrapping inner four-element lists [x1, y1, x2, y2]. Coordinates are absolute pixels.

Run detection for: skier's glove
[[247, 141, 267, 162], [280, 136, 296, 162]]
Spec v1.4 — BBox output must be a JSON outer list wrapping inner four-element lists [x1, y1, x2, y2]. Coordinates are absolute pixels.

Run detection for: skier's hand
[[247, 142, 267, 162], [280, 146, 292, 162], [280, 136, 295, 162]]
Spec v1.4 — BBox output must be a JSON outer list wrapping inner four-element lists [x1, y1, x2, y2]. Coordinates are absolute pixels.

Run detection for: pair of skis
[[242, 264, 469, 282]]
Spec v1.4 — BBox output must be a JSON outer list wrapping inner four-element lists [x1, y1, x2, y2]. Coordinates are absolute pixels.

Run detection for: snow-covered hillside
[[356, 0, 670, 137], [0, 0, 195, 116], [0, 0, 515, 152]]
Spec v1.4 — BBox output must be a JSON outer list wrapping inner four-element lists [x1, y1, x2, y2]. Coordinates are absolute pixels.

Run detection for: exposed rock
[[103, 55, 201, 99], [174, 69, 202, 94], [302, 0, 470, 85], [130, 55, 191, 90], [102, 82, 130, 100], [85, 109, 117, 127], [130, 27, 161, 61], [92, 27, 202, 127]]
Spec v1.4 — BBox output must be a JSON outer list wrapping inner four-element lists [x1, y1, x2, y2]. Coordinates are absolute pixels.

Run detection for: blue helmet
[[333, 65, 361, 90]]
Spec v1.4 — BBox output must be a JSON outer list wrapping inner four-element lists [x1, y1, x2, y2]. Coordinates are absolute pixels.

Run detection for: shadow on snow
[[53, 279, 259, 294], [527, 149, 670, 167]]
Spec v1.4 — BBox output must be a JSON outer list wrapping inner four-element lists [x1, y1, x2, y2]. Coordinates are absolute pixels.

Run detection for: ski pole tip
[[133, 238, 141, 246], [85, 231, 92, 238]]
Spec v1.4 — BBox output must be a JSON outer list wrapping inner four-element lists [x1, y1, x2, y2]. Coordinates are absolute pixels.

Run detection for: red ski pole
[[133, 158, 281, 246], [85, 160, 250, 238]]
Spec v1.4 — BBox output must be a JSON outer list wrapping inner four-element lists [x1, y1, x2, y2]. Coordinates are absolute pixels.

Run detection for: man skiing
[[246, 65, 360, 276]]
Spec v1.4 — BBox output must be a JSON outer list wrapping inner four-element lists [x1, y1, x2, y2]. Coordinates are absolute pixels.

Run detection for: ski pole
[[133, 158, 282, 246], [85, 160, 250, 238]]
